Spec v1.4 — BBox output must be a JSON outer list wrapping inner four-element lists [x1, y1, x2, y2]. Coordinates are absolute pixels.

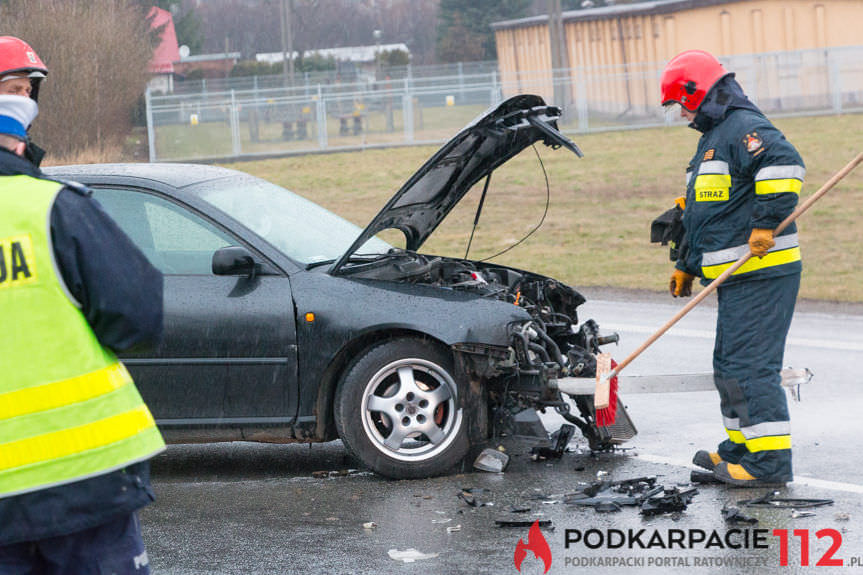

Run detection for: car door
[[89, 186, 299, 426]]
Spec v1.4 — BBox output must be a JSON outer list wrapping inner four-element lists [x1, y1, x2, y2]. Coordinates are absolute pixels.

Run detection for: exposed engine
[[342, 250, 632, 449], [343, 250, 615, 377]]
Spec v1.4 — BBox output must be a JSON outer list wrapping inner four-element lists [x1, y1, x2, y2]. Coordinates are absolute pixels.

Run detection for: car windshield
[[193, 175, 392, 264]]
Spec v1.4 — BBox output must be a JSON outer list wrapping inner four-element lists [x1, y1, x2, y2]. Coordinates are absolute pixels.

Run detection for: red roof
[[148, 7, 180, 74]]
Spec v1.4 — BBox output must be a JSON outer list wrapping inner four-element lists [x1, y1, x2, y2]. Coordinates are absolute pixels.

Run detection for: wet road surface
[[141, 293, 863, 574]]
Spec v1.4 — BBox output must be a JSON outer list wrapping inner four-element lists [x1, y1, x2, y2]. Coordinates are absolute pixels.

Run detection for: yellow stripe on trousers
[[726, 429, 746, 444], [746, 435, 792, 452]]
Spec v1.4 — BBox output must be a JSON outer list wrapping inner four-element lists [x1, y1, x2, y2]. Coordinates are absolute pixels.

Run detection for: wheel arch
[[314, 329, 451, 441]]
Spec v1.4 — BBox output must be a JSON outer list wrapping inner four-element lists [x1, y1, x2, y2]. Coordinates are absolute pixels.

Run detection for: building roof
[[148, 7, 180, 74], [492, 0, 739, 29], [256, 43, 410, 64], [179, 52, 242, 63]]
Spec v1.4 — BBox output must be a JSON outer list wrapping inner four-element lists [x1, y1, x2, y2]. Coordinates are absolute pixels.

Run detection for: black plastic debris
[[459, 488, 493, 507], [722, 506, 759, 525], [640, 487, 698, 517], [740, 491, 834, 509], [595, 502, 622, 513], [523, 491, 558, 501], [506, 505, 532, 514], [495, 518, 553, 528], [565, 476, 659, 509], [530, 424, 576, 460]]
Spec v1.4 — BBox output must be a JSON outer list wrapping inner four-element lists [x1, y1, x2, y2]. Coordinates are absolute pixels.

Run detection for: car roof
[[43, 162, 244, 190]]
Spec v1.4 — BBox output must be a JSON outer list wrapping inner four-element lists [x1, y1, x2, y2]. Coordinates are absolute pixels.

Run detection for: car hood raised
[[331, 94, 582, 274]]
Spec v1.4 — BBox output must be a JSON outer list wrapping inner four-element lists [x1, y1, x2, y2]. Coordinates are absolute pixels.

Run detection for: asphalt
[[140, 293, 863, 574]]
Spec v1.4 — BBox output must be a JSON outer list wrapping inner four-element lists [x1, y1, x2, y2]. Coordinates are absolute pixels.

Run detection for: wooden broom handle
[[606, 151, 863, 381]]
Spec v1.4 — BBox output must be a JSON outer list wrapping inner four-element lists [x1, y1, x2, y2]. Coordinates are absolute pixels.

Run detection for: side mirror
[[212, 246, 258, 278]]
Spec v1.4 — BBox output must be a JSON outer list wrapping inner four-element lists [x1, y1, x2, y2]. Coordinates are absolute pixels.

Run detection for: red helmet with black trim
[[660, 50, 729, 112], [0, 36, 48, 101]]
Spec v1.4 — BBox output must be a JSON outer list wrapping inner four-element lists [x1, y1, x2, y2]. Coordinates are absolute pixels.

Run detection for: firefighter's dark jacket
[[678, 75, 804, 285], [0, 147, 164, 545]]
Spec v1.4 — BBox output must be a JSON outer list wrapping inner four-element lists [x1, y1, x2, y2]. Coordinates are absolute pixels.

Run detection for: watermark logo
[[514, 520, 552, 573]]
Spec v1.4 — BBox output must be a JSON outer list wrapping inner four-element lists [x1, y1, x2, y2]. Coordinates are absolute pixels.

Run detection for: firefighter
[[0, 35, 48, 165], [661, 50, 804, 486], [0, 95, 165, 572]]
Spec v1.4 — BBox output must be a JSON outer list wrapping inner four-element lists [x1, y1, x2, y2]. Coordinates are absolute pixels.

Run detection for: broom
[[594, 354, 618, 427], [593, 151, 863, 427]]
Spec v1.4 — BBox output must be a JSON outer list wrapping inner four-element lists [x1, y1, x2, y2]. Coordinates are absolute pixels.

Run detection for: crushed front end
[[343, 250, 637, 450]]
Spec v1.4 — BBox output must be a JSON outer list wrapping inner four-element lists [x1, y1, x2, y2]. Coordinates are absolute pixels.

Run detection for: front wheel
[[334, 338, 470, 479]]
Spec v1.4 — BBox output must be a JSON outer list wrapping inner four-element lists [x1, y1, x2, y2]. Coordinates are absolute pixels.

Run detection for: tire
[[334, 338, 471, 479]]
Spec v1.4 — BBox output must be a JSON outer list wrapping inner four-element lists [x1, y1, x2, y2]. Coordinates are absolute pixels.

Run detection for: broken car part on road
[[739, 491, 834, 509], [563, 476, 698, 516]]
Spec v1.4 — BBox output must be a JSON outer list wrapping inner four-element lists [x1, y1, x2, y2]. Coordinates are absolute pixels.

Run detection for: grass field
[[153, 103, 489, 160], [218, 112, 863, 302]]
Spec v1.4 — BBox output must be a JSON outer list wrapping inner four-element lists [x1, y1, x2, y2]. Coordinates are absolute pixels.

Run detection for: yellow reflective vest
[[0, 174, 165, 499]]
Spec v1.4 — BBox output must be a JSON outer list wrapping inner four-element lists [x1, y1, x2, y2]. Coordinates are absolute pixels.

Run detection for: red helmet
[[0, 36, 48, 101], [660, 50, 729, 112]]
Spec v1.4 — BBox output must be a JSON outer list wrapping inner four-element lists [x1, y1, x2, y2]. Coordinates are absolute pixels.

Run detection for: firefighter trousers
[[713, 272, 800, 482]]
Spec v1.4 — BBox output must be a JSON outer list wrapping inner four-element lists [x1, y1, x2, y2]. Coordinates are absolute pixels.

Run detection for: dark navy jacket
[[677, 76, 804, 285], [0, 148, 164, 545]]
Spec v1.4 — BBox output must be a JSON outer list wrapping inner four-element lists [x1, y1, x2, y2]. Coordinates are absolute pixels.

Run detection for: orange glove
[[748, 228, 775, 258], [669, 269, 694, 297]]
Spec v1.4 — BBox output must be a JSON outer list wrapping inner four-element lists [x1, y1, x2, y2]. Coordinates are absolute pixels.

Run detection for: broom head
[[594, 353, 619, 427]]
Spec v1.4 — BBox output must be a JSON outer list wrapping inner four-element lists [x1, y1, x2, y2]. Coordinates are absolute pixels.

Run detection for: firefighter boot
[[713, 462, 787, 487], [692, 450, 723, 471]]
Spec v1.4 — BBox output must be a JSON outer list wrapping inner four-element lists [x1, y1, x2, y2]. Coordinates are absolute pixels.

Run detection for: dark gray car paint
[[289, 270, 531, 435]]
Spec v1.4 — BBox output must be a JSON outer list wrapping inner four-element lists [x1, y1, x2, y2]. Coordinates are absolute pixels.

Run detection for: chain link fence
[[146, 46, 863, 162]]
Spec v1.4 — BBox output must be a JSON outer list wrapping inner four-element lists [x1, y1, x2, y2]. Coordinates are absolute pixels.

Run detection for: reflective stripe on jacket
[[679, 108, 804, 284], [0, 174, 165, 499]]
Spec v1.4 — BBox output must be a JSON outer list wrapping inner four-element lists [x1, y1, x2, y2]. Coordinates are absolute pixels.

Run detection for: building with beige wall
[[492, 0, 863, 128]]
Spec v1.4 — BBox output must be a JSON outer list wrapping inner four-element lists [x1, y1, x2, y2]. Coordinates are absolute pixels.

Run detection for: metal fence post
[[576, 69, 588, 131], [230, 90, 241, 156], [403, 78, 414, 143], [828, 49, 843, 114], [316, 85, 328, 150], [491, 70, 501, 106], [145, 86, 156, 162]]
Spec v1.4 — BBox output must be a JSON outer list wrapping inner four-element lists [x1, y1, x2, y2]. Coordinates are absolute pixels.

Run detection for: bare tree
[[1, 0, 154, 159]]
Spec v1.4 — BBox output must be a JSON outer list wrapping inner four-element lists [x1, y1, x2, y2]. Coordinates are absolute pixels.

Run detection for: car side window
[[91, 187, 237, 275]]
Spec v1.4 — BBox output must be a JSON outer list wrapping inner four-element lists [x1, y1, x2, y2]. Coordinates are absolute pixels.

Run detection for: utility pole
[[548, 0, 569, 109], [286, 0, 295, 84], [279, 0, 295, 87]]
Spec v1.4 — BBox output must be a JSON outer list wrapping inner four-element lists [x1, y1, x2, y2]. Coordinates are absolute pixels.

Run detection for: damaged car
[[45, 94, 635, 479]]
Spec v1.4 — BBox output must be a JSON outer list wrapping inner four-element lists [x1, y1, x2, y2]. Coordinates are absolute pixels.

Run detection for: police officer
[[0, 36, 49, 165], [660, 50, 804, 486], [0, 95, 165, 572]]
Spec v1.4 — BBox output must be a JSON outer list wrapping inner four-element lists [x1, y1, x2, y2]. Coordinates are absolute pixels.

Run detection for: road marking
[[637, 453, 863, 494], [610, 324, 863, 352]]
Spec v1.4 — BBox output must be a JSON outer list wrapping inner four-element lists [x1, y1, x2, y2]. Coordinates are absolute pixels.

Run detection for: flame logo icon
[[514, 520, 552, 573]]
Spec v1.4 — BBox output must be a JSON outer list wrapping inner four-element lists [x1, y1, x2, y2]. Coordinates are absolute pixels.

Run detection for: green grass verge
[[219, 113, 863, 302]]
